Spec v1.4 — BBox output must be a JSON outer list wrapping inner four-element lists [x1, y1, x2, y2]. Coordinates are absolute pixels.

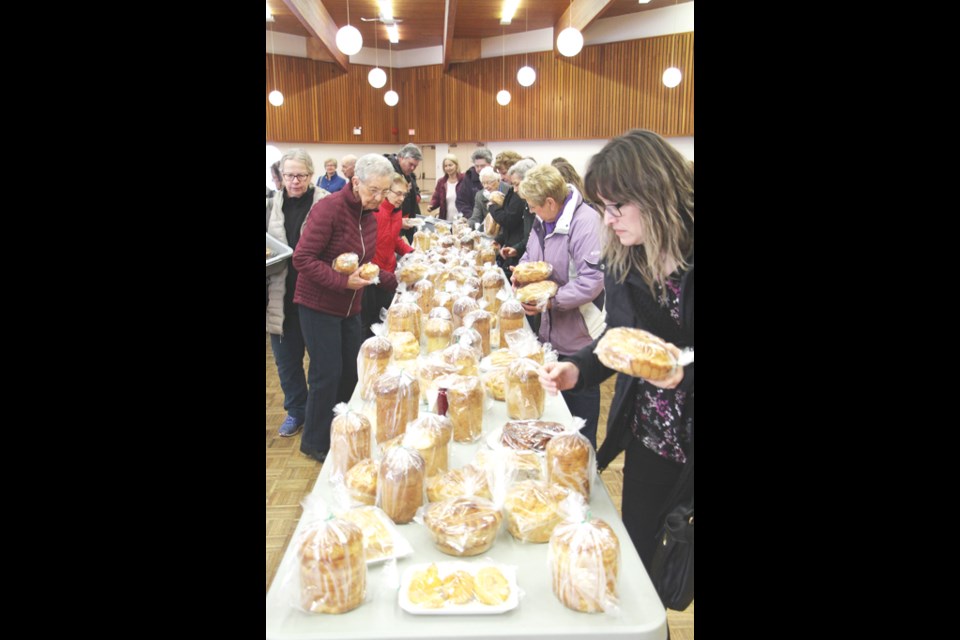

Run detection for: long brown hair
[[584, 129, 694, 296]]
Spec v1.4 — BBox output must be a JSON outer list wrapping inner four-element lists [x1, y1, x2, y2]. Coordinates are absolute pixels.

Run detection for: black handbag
[[650, 494, 694, 610], [650, 451, 694, 611]]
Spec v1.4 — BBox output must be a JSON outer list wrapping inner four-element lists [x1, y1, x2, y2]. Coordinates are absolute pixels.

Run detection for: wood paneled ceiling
[[267, 0, 691, 52]]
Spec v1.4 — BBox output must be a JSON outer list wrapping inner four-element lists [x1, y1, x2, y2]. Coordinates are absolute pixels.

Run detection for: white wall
[[267, 138, 693, 191]]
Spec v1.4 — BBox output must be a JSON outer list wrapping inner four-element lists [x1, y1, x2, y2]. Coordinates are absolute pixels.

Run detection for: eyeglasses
[[602, 202, 624, 218], [282, 173, 311, 182], [389, 189, 407, 197], [360, 183, 389, 198]]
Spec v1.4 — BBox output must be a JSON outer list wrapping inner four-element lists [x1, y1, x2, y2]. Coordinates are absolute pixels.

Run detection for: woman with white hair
[[266, 149, 330, 438], [469, 166, 509, 228], [291, 153, 394, 463], [488, 158, 536, 280]]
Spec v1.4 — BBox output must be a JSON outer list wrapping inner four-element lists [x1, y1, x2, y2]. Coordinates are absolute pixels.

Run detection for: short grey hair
[[280, 148, 314, 175], [479, 166, 500, 185], [341, 154, 358, 167], [398, 143, 423, 160], [471, 148, 493, 164], [507, 158, 537, 181], [354, 154, 395, 182]]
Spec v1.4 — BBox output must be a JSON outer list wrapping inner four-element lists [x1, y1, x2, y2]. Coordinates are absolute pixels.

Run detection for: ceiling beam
[[283, 0, 349, 72], [552, 0, 615, 57], [443, 0, 459, 72]]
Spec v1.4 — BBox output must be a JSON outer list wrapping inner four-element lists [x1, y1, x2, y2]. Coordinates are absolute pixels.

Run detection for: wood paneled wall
[[266, 32, 693, 143]]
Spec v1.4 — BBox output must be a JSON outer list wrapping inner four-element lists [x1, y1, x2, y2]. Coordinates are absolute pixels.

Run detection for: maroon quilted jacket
[[292, 186, 379, 317]]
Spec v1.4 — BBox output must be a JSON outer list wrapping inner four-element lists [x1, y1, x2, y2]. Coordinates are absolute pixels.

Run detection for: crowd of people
[[266, 130, 694, 587]]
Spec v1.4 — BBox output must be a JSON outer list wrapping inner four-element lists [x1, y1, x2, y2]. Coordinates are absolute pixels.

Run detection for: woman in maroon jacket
[[361, 173, 415, 337], [292, 153, 395, 463], [426, 154, 464, 220]]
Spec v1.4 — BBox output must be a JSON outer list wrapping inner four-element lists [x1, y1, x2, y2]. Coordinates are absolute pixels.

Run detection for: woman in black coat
[[540, 129, 694, 576]]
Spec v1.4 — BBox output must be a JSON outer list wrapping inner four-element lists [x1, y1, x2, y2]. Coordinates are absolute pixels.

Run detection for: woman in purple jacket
[[291, 153, 394, 463], [515, 164, 606, 448]]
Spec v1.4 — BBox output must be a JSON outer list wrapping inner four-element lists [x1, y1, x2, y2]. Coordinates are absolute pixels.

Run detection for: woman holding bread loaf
[[361, 173, 415, 338], [291, 153, 394, 463], [538, 130, 694, 578], [515, 163, 606, 449], [266, 149, 330, 438]]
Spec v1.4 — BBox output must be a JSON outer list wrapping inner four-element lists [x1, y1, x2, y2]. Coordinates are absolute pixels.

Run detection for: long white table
[[266, 372, 668, 640]]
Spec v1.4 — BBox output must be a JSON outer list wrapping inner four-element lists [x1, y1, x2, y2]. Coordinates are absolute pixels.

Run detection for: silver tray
[[266, 233, 293, 277]]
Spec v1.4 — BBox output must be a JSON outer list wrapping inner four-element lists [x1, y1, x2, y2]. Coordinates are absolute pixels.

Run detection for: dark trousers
[[621, 435, 684, 573], [361, 285, 396, 339], [298, 305, 362, 456], [560, 383, 600, 450], [269, 310, 307, 423]]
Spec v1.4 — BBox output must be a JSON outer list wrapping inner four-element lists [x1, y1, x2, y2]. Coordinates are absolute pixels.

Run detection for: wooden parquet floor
[[265, 333, 693, 637]]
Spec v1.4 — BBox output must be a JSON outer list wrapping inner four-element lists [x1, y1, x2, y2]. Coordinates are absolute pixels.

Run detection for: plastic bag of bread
[[426, 464, 493, 503], [480, 264, 505, 311], [357, 332, 393, 401], [424, 315, 453, 353], [512, 261, 553, 285], [413, 229, 433, 251], [416, 355, 459, 406], [432, 290, 455, 317], [503, 480, 569, 543], [396, 260, 430, 285], [504, 328, 544, 364], [421, 496, 503, 556], [548, 493, 620, 613], [401, 414, 454, 478], [288, 498, 367, 614], [498, 296, 526, 348], [483, 212, 501, 238], [386, 330, 420, 362], [473, 447, 543, 483], [437, 374, 485, 443], [373, 368, 420, 443], [451, 326, 483, 360], [464, 309, 493, 357], [345, 458, 379, 506], [505, 357, 545, 420], [545, 418, 596, 501], [434, 220, 451, 235], [356, 262, 380, 283], [386, 292, 423, 339], [451, 295, 479, 330], [481, 368, 506, 401], [412, 278, 435, 316], [515, 280, 559, 310], [500, 419, 566, 453], [477, 242, 498, 268], [377, 446, 425, 524], [337, 505, 414, 564], [594, 327, 679, 382], [440, 341, 480, 377], [328, 403, 372, 481], [458, 232, 478, 251], [333, 252, 359, 274]]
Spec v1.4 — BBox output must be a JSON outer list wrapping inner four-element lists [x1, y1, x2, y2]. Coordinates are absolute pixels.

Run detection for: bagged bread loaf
[[505, 357, 544, 420], [512, 261, 552, 284], [544, 419, 595, 501], [328, 403, 372, 480], [296, 516, 366, 613], [333, 252, 359, 274], [373, 369, 420, 443], [422, 496, 503, 556], [594, 327, 678, 381], [377, 446, 425, 524]]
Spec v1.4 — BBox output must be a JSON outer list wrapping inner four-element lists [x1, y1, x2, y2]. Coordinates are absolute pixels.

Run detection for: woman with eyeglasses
[[539, 130, 694, 585], [361, 173, 415, 338], [291, 153, 394, 463], [266, 149, 331, 439]]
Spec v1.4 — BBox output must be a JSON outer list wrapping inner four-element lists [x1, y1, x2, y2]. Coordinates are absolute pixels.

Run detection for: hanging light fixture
[[497, 27, 511, 106], [662, 1, 682, 87], [267, 11, 283, 107], [336, 0, 363, 56], [384, 40, 398, 106], [368, 20, 387, 88], [556, 0, 583, 57], [517, 6, 536, 87]]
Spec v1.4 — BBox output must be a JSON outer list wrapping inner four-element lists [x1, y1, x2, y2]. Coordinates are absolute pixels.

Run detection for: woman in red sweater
[[361, 173, 415, 337]]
